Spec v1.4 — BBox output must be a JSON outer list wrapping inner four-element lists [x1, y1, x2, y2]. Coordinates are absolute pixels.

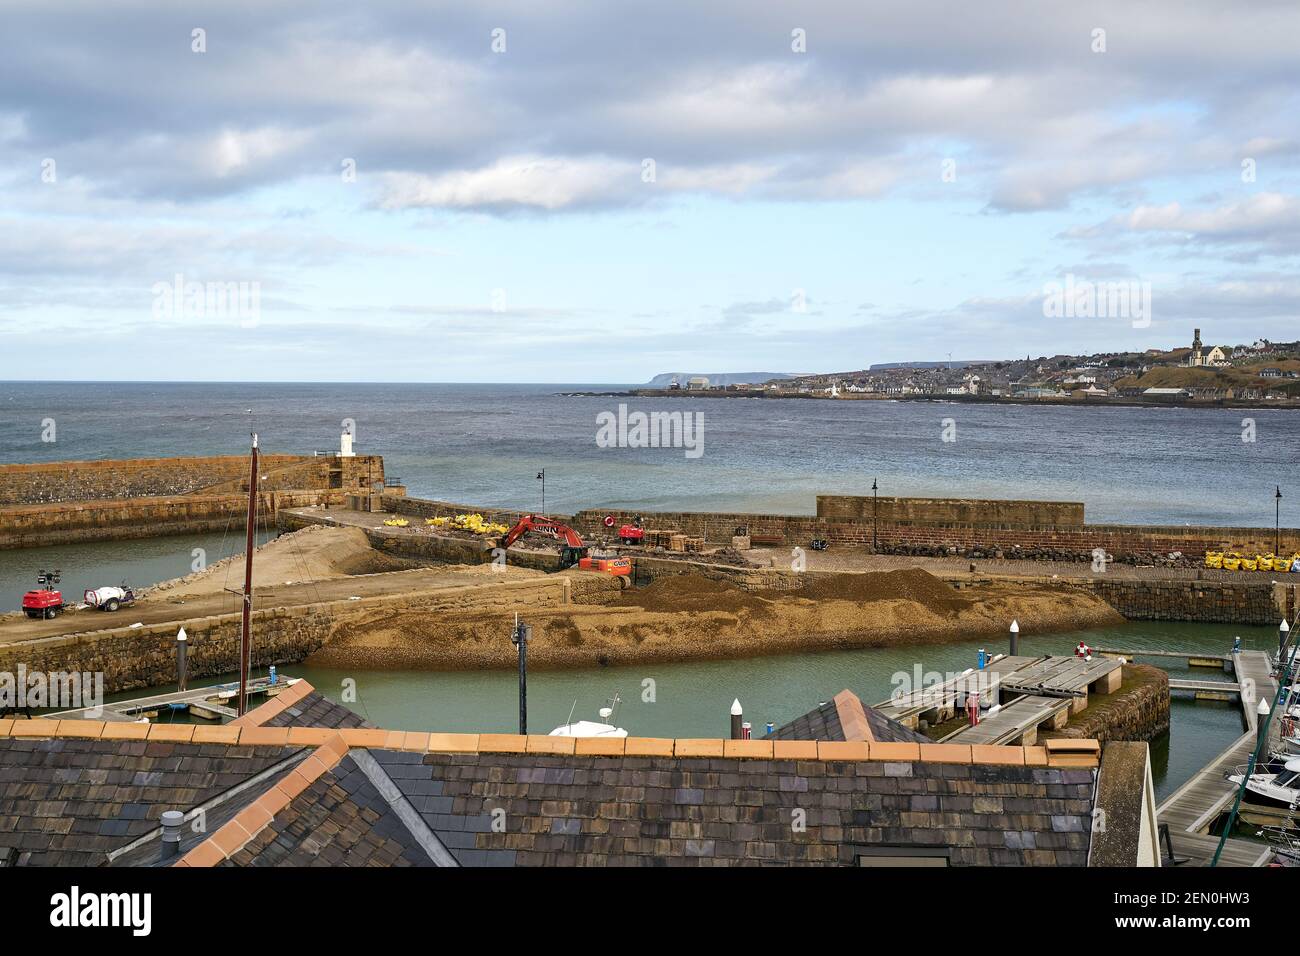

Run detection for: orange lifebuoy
[[603, 515, 616, 527]]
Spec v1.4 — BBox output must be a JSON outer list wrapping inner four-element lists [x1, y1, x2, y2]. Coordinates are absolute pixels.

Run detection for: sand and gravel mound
[[614, 575, 773, 614], [800, 569, 971, 613], [308, 567, 1124, 672], [147, 525, 430, 599]]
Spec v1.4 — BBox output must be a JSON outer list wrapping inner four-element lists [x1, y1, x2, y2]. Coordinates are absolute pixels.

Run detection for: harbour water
[[107, 620, 1273, 803], [4, 381, 1298, 525], [0, 529, 276, 613]]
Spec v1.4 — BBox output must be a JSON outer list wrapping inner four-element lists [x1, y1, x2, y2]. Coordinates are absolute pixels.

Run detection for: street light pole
[[1276, 486, 1283, 556], [872, 478, 879, 553], [511, 614, 530, 735], [537, 469, 545, 516]]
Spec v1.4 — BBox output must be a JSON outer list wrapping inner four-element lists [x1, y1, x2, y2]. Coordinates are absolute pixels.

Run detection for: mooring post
[[1281, 619, 1291, 658], [730, 699, 743, 740], [511, 615, 530, 735], [1009, 619, 1019, 657], [175, 627, 188, 692]]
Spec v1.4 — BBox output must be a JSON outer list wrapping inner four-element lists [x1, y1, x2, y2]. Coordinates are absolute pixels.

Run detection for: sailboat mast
[[237, 433, 259, 716]]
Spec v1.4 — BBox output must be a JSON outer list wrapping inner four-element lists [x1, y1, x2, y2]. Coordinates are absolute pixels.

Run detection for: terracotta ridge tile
[[832, 689, 874, 742], [178, 731, 349, 867]]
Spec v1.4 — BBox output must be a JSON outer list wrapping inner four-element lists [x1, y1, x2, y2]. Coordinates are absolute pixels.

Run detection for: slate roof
[[863, 706, 930, 744], [765, 689, 928, 745], [224, 753, 432, 867], [260, 690, 373, 730], [766, 699, 843, 741], [202, 742, 1100, 868], [0, 680, 1123, 869], [0, 737, 301, 867]]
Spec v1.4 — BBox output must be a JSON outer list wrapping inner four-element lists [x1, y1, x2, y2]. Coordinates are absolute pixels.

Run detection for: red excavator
[[498, 515, 631, 576]]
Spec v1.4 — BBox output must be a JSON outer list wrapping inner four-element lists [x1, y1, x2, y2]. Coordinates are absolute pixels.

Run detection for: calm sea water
[[2, 381, 1297, 525]]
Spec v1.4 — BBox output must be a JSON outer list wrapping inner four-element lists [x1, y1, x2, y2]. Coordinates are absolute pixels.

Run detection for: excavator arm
[[499, 514, 586, 550]]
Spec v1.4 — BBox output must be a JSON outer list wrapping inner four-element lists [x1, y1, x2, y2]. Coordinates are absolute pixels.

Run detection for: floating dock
[[875, 654, 1123, 745], [1156, 649, 1277, 867], [45, 675, 293, 723]]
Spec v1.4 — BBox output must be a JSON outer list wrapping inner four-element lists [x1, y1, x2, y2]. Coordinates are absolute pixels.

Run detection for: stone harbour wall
[[566, 506, 1300, 563], [0, 490, 350, 550], [815, 494, 1085, 527], [1040, 664, 1171, 744], [0, 575, 594, 695]]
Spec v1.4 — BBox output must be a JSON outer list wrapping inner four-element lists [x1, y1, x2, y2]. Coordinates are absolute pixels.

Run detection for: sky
[[1, 0, 1298, 382]]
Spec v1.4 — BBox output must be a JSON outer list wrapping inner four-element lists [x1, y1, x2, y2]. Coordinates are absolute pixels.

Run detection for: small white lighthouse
[[339, 431, 355, 457]]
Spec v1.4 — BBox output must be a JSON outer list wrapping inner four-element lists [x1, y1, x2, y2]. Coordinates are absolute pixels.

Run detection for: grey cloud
[[3, 1, 1299, 213]]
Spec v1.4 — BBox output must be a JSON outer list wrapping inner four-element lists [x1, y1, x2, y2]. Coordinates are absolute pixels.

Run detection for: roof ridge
[[227, 678, 315, 727], [832, 689, 874, 742], [0, 719, 1097, 768], [175, 730, 350, 867]]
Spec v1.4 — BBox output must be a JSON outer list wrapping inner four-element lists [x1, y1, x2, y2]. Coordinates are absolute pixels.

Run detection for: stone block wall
[[568, 506, 1300, 563], [815, 494, 1085, 527], [1041, 664, 1170, 744], [1045, 577, 1288, 625], [0, 452, 384, 504], [0, 490, 347, 550]]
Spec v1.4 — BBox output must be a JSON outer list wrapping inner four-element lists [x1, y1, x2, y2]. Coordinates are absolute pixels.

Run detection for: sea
[[2, 381, 1296, 525]]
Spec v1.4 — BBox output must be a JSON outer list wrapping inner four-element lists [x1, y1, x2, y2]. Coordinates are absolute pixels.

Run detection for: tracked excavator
[[497, 515, 631, 576]]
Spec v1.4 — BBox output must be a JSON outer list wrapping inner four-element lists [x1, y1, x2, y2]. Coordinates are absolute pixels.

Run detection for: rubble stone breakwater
[[0, 452, 388, 549]]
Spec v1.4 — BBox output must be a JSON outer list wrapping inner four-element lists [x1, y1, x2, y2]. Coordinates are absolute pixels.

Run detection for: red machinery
[[499, 515, 631, 576], [21, 568, 65, 619], [603, 514, 645, 545]]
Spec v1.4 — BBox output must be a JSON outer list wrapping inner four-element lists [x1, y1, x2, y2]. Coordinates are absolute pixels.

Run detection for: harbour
[[1, 416, 1298, 872]]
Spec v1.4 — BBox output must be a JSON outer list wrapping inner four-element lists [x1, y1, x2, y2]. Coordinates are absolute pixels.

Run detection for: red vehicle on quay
[[21, 569, 66, 619], [21, 569, 137, 618]]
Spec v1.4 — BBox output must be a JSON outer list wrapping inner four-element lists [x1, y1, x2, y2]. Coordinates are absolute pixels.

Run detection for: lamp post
[[1276, 486, 1283, 556], [872, 478, 879, 553], [510, 614, 531, 735], [537, 469, 545, 516], [175, 627, 188, 692]]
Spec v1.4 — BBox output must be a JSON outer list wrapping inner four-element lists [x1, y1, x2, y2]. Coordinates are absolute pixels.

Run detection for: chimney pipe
[[160, 810, 184, 862]]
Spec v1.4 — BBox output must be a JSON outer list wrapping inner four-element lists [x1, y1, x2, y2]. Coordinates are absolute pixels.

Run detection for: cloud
[[1065, 193, 1300, 258], [3, 1, 1297, 214]]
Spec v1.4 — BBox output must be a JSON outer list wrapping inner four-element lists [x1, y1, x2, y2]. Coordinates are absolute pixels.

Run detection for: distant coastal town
[[632, 330, 1300, 407]]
